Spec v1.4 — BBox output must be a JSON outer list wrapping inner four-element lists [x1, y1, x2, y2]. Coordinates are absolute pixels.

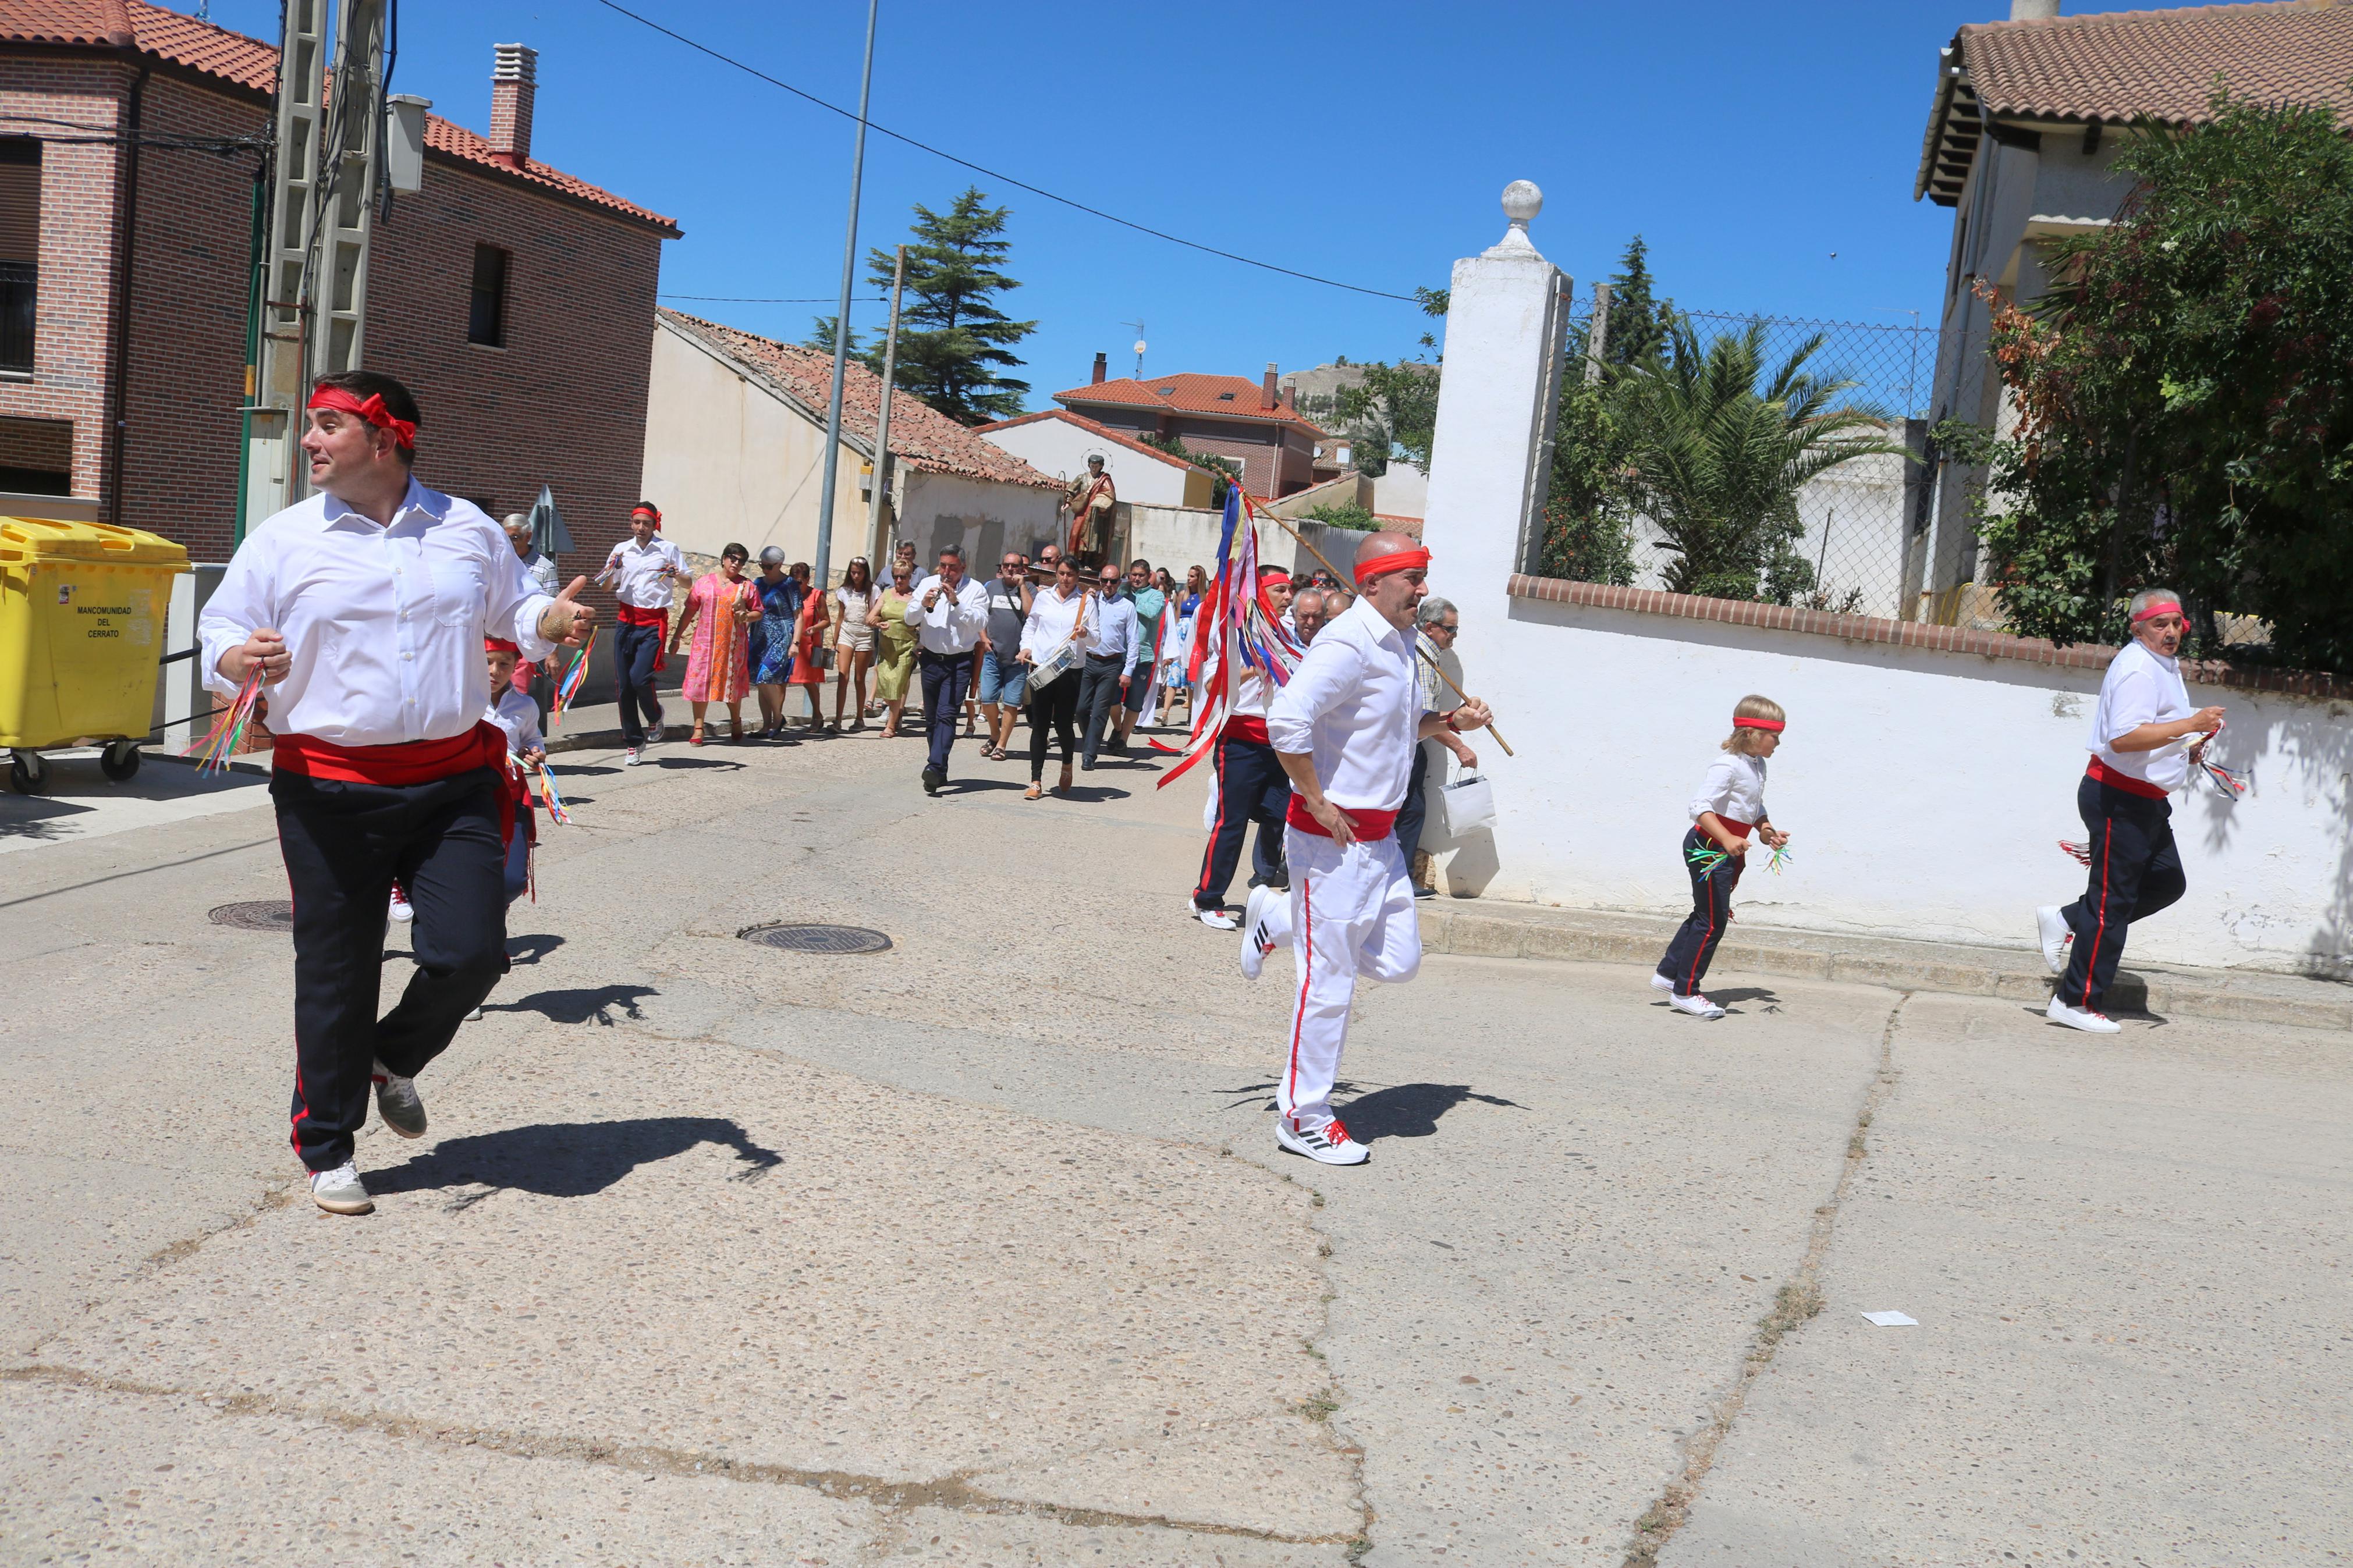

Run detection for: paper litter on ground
[[1859, 1310, 1918, 1327]]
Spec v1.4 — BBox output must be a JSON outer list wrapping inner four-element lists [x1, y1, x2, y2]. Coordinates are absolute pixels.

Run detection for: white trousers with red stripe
[[1266, 824, 1422, 1125]]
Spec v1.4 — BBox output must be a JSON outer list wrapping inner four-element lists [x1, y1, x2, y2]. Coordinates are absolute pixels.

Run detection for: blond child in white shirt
[[1652, 695, 1794, 1019]]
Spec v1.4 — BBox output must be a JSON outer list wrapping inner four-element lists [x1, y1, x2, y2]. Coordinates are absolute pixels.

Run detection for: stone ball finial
[[1501, 180, 1543, 223]]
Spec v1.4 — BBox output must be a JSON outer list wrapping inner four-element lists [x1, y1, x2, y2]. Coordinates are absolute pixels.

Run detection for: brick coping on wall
[[1506, 574, 2351, 702]]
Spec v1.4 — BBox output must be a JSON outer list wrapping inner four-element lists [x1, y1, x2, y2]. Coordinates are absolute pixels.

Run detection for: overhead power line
[[662, 294, 887, 304], [593, 0, 1420, 304]]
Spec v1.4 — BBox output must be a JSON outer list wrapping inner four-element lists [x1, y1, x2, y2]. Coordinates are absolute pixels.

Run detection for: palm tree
[[1616, 319, 1903, 602]]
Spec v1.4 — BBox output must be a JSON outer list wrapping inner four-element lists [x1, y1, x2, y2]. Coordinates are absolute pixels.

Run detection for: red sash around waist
[[2086, 757, 2169, 800], [274, 721, 518, 844], [1712, 815, 1754, 838], [1287, 794, 1399, 842], [616, 603, 670, 670], [1222, 714, 1269, 745]]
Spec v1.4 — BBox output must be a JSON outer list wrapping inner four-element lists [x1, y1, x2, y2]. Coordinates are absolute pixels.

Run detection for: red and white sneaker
[[1275, 1112, 1369, 1166], [2035, 905, 2074, 976], [2045, 995, 2120, 1033]]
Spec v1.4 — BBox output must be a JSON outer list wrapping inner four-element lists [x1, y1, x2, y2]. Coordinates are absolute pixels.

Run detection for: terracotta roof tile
[[1054, 372, 1332, 438], [659, 308, 1060, 490], [0, 0, 677, 233], [972, 408, 1199, 472], [1962, 0, 2353, 127]]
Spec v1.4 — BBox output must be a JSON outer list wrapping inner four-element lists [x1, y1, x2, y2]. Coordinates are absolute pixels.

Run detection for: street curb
[[1415, 905, 2353, 1032]]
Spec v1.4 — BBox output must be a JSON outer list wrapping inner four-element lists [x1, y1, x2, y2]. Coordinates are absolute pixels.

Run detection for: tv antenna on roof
[[1120, 319, 1146, 376]]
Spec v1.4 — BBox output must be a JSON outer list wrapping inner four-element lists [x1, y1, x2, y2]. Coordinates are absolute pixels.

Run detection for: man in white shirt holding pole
[[200, 371, 594, 1215], [1238, 531, 1490, 1166], [2036, 587, 2224, 1033], [903, 543, 990, 795]]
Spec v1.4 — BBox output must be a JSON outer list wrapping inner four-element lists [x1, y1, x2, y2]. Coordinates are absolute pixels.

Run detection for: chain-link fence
[[1541, 307, 1972, 621]]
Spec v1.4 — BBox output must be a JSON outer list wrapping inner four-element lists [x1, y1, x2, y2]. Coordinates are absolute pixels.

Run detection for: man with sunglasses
[[979, 552, 1034, 760], [1076, 562, 1142, 770], [1396, 596, 1478, 896], [1237, 532, 1490, 1166], [2035, 587, 2226, 1033]]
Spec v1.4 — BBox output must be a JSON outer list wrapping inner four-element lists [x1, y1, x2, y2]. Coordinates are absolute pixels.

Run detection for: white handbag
[[1435, 770, 1496, 839]]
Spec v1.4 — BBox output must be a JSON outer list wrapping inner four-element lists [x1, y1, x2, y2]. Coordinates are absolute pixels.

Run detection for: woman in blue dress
[[748, 546, 802, 739]]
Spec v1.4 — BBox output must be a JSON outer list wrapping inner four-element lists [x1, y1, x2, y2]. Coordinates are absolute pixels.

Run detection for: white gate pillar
[[1420, 182, 1571, 606]]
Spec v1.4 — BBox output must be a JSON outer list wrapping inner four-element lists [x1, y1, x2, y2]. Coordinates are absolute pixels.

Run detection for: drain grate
[[209, 900, 295, 932], [738, 922, 893, 955]]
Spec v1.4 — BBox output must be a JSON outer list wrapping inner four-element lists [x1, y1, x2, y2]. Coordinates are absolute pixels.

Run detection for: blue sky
[[187, 0, 2155, 412]]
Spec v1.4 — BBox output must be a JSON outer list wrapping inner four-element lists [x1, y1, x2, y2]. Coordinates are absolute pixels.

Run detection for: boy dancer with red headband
[[1193, 563, 1297, 929], [1239, 532, 1491, 1165], [602, 502, 683, 765], [1652, 696, 1794, 1020], [200, 371, 594, 1214], [2035, 588, 2224, 1033]]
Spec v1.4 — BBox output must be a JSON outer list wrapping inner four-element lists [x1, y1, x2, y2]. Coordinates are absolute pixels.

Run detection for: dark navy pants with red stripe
[[275, 767, 509, 1173], [1658, 827, 1742, 997], [2059, 773, 2185, 1012], [1192, 736, 1291, 911]]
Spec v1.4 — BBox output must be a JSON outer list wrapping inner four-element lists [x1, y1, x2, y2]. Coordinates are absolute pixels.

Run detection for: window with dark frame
[[0, 137, 42, 375], [467, 243, 509, 347]]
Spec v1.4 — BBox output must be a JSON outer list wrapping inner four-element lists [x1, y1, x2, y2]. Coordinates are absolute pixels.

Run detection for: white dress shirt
[[903, 571, 990, 655], [1089, 590, 1144, 673], [199, 480, 556, 748], [1265, 596, 1424, 812], [2089, 639, 2194, 792], [489, 685, 544, 757], [1688, 753, 1769, 829], [604, 536, 685, 609], [1018, 584, 1094, 661]]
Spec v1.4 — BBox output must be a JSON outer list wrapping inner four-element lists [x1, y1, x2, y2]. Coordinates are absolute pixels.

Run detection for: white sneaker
[[1667, 991, 1727, 1020], [388, 890, 414, 923], [2035, 906, 2074, 976], [1239, 883, 1278, 981], [624, 746, 643, 767], [371, 1059, 427, 1138], [1649, 973, 1674, 993], [650, 720, 666, 745], [1275, 1112, 1369, 1166], [308, 1161, 374, 1215], [464, 1007, 484, 1022], [1197, 905, 1239, 931], [2045, 995, 2121, 1033]]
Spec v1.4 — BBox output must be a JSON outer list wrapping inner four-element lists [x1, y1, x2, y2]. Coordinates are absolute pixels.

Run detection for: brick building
[[1049, 358, 1333, 499], [0, 0, 678, 574]]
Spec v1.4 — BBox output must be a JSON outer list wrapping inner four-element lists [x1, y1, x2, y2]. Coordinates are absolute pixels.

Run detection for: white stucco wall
[[895, 471, 1063, 574], [978, 418, 1198, 509]]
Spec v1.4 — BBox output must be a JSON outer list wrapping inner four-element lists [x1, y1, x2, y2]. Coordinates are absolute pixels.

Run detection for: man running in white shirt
[[2035, 588, 2225, 1033], [201, 371, 594, 1215], [602, 502, 684, 764], [1239, 532, 1490, 1165]]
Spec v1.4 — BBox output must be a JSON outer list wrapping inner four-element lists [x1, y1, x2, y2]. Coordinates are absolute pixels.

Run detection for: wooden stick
[[1244, 494, 1516, 758]]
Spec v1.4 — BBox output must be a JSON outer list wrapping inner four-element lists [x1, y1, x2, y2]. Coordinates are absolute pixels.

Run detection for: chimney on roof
[[1092, 352, 1107, 385], [1280, 385, 1296, 413], [1261, 363, 1278, 410], [491, 43, 538, 169], [2008, 0, 2060, 19]]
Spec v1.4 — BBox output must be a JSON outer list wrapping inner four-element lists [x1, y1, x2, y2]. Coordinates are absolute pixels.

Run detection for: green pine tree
[[861, 188, 1038, 425], [803, 316, 862, 356], [1605, 235, 1675, 367]]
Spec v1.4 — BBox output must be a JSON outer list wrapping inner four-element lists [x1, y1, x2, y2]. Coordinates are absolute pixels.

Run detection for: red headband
[[307, 386, 416, 449], [1733, 717, 1785, 732], [1353, 546, 1431, 586], [484, 637, 520, 655], [2131, 599, 2183, 624], [631, 506, 662, 530]]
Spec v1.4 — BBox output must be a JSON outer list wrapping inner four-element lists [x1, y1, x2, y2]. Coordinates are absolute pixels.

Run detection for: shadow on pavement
[[1340, 1083, 1526, 1141], [370, 1116, 783, 1199], [504, 933, 566, 966], [487, 983, 658, 1025]]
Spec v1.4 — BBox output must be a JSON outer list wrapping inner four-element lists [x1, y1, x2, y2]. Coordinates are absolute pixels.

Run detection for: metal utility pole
[[813, 0, 881, 590], [242, 0, 392, 538], [865, 244, 907, 568]]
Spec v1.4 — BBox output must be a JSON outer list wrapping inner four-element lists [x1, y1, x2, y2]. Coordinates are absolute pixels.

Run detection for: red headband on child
[[484, 637, 520, 655], [2131, 599, 2184, 623], [1353, 546, 1431, 586], [1733, 717, 1786, 732], [307, 385, 416, 449]]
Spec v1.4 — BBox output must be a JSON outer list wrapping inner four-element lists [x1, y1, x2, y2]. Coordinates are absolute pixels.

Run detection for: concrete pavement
[[1, 719, 2345, 1565]]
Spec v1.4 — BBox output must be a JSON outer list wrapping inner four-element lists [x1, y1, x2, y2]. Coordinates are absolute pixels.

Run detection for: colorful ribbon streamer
[[549, 625, 596, 729], [2058, 838, 2092, 867], [1765, 842, 1793, 875], [1687, 843, 1731, 879], [185, 666, 264, 774], [533, 758, 572, 825], [2199, 757, 2249, 800]]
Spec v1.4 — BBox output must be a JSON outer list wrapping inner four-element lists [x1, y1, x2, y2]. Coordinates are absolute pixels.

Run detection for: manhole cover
[[209, 900, 295, 932], [738, 922, 892, 955]]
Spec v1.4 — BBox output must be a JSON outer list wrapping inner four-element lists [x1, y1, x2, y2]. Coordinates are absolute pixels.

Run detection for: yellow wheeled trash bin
[[0, 516, 191, 794]]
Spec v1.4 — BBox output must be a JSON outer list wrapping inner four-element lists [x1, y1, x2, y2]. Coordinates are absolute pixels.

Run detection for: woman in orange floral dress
[[669, 542, 760, 743]]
